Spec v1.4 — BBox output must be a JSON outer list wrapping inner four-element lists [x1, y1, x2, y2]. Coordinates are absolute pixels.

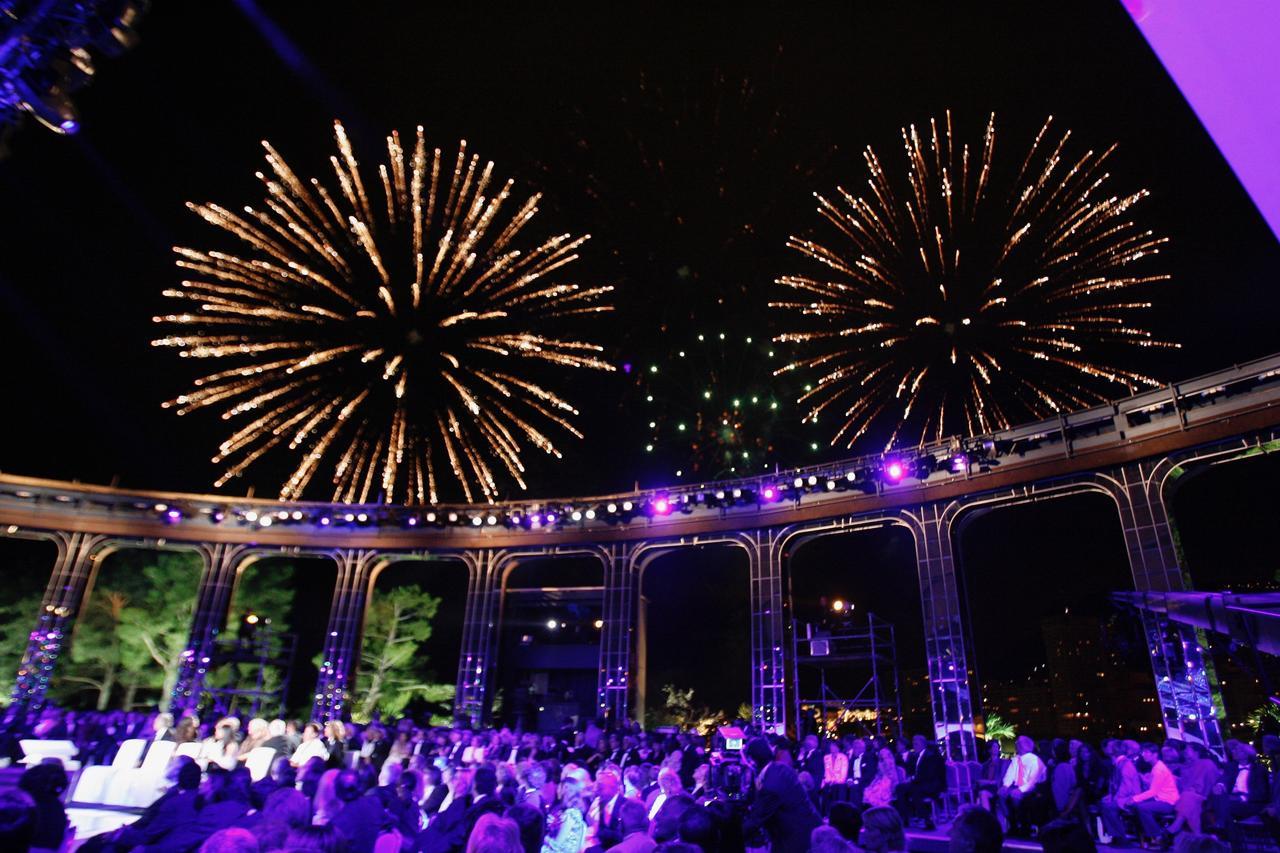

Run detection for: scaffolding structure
[[204, 625, 297, 718], [792, 612, 904, 740]]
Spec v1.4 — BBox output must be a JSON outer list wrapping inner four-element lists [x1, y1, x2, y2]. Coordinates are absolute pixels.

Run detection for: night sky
[[2, 2, 1279, 719]]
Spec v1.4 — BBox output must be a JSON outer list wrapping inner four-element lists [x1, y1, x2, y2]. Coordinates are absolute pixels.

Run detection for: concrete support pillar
[[311, 549, 379, 722], [900, 505, 979, 764], [169, 543, 251, 718], [751, 530, 788, 734], [454, 549, 500, 727], [1107, 462, 1224, 753], [8, 531, 109, 715], [596, 543, 637, 727]]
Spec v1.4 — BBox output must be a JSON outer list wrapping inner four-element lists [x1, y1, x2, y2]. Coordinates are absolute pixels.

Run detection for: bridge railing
[[1, 352, 1279, 535]]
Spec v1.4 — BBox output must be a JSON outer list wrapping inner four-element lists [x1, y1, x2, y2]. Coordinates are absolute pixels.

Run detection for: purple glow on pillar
[[1123, 0, 1280, 240]]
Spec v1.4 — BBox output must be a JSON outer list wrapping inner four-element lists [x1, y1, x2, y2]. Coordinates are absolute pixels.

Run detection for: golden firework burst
[[774, 111, 1177, 451], [154, 121, 613, 504]]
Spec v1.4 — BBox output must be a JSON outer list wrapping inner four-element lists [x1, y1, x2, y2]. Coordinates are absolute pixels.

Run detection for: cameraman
[[741, 737, 821, 853]]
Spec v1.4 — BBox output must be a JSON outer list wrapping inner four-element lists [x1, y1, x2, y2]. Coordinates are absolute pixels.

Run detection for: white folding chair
[[70, 765, 115, 805], [111, 741, 179, 807], [140, 740, 177, 771], [174, 742, 202, 759], [112, 738, 146, 769], [244, 747, 277, 782]]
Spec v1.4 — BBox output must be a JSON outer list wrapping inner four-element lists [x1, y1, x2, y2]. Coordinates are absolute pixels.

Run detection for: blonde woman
[[323, 720, 347, 769], [863, 747, 905, 809], [542, 776, 588, 853]]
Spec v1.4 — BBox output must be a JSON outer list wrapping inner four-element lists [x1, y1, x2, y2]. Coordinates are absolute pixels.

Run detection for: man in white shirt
[[998, 736, 1046, 836], [288, 722, 329, 768]]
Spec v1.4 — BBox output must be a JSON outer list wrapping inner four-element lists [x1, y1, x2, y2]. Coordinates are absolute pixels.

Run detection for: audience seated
[[15, 702, 1280, 853]]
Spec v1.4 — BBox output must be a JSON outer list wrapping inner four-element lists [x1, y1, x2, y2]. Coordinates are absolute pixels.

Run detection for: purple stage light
[[319, 516, 331, 526], [165, 509, 182, 522], [885, 461, 905, 481], [761, 486, 777, 502], [407, 516, 418, 526], [653, 497, 671, 515], [59, 119, 79, 134], [545, 512, 557, 524], [622, 362, 632, 374], [951, 454, 968, 473]]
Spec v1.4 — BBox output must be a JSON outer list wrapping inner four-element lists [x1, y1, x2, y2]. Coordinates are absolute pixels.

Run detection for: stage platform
[[904, 825, 1147, 851]]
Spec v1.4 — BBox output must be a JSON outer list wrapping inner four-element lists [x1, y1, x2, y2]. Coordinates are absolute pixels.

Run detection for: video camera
[[707, 726, 754, 802]]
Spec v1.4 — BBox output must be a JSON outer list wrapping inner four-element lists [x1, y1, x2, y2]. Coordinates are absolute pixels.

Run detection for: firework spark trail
[[155, 122, 613, 505], [774, 112, 1177, 452]]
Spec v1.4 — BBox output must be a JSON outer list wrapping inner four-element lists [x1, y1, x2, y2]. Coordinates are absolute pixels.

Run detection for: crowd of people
[[0, 705, 1265, 853]]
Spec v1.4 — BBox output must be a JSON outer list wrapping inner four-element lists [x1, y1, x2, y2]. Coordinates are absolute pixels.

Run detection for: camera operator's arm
[[742, 764, 782, 836]]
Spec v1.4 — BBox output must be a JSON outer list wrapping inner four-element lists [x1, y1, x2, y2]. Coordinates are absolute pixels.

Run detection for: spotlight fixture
[[0, 0, 149, 147]]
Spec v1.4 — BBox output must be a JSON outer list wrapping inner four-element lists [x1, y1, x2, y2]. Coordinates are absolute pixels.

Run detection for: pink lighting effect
[[653, 497, 671, 516], [1123, 0, 1280, 240], [761, 486, 777, 502], [885, 461, 905, 481]]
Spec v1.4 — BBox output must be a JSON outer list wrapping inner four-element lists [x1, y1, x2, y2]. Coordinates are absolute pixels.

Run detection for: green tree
[[658, 684, 734, 734], [982, 712, 1018, 756], [59, 589, 131, 709], [352, 584, 453, 721], [1248, 703, 1280, 737], [0, 592, 43, 704], [54, 551, 200, 710], [116, 557, 201, 702]]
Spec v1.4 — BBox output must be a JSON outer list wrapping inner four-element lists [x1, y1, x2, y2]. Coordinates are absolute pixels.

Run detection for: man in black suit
[[464, 766, 508, 838], [896, 738, 947, 828], [795, 735, 824, 784], [420, 765, 448, 817], [359, 726, 392, 771], [444, 730, 468, 765], [742, 737, 822, 853], [847, 737, 877, 807], [331, 768, 394, 853], [416, 769, 471, 853], [585, 768, 625, 850]]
